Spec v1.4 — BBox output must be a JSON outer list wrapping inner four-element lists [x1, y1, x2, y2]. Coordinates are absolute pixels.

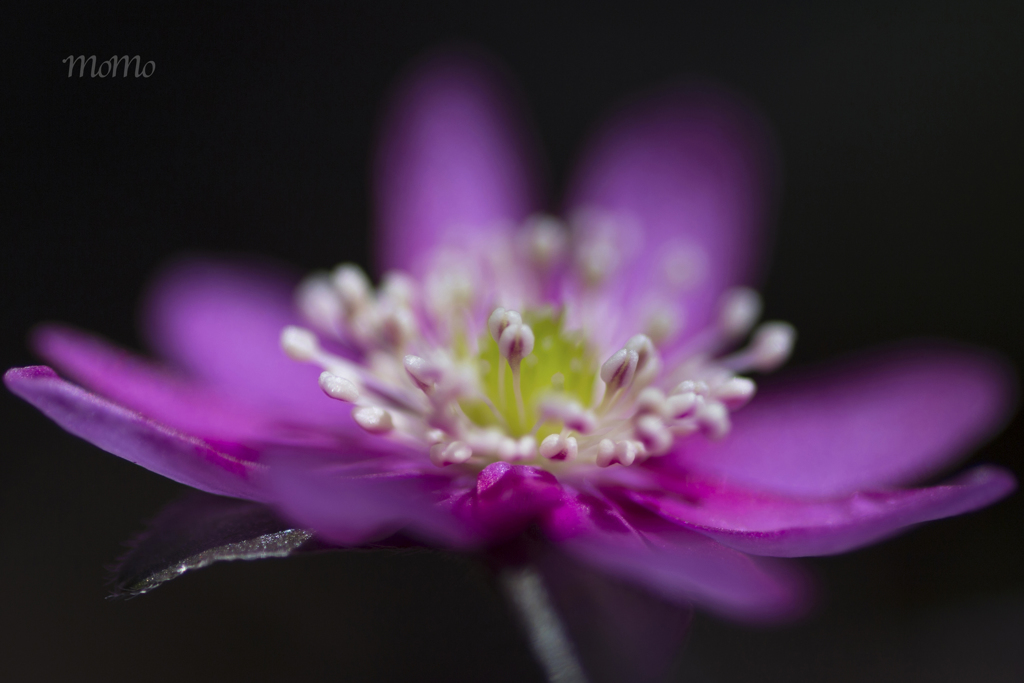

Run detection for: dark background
[[2, 2, 1022, 681]]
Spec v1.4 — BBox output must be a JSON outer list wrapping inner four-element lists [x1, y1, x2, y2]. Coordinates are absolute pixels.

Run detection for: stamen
[[634, 414, 672, 456], [664, 390, 698, 418], [723, 322, 796, 372], [718, 287, 763, 340], [296, 274, 343, 337], [488, 308, 523, 343], [430, 440, 473, 467], [520, 214, 568, 271], [499, 321, 535, 423], [281, 325, 321, 362], [600, 348, 639, 393], [404, 355, 441, 393], [352, 405, 394, 434], [713, 376, 756, 409], [332, 263, 372, 313], [539, 433, 578, 462], [318, 371, 359, 402], [539, 398, 598, 434], [695, 400, 730, 439]]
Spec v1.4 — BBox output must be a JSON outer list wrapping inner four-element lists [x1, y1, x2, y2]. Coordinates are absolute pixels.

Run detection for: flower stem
[[499, 565, 589, 683]]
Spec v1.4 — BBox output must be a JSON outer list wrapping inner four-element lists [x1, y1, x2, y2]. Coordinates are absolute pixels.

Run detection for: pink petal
[[660, 343, 1016, 498], [33, 324, 356, 447], [450, 462, 565, 541], [543, 490, 808, 622], [373, 50, 539, 276], [265, 460, 478, 548], [565, 84, 778, 351], [632, 465, 1015, 557], [142, 257, 346, 428], [4, 366, 266, 501]]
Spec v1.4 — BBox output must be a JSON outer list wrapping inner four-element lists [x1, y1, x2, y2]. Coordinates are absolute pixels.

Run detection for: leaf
[[110, 491, 316, 597]]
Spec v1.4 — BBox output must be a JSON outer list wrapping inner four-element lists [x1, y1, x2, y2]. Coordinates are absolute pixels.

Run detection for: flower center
[[460, 310, 597, 439], [280, 214, 796, 473]]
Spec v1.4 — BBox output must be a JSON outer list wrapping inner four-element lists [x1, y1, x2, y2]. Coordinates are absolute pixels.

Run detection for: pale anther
[[747, 322, 796, 371], [634, 414, 673, 456], [613, 440, 640, 466], [539, 433, 578, 462], [281, 326, 320, 362], [499, 323, 535, 364], [719, 287, 763, 340], [635, 387, 667, 417], [696, 401, 730, 439], [296, 275, 343, 336], [318, 371, 359, 402], [489, 308, 523, 344], [430, 441, 472, 467], [522, 214, 568, 270], [664, 391, 698, 418], [352, 406, 394, 434], [404, 355, 441, 392], [626, 334, 656, 372], [596, 439, 618, 467], [600, 348, 639, 392], [713, 376, 756, 408], [332, 263, 372, 311]]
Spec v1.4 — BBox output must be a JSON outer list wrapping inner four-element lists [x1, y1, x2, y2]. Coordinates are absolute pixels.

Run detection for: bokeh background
[[2, 2, 1021, 681]]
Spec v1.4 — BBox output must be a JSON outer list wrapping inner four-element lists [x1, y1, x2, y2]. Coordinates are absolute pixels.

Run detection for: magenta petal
[[543, 491, 808, 621], [32, 324, 352, 446], [266, 461, 477, 549], [142, 258, 346, 429], [5, 366, 266, 501], [566, 85, 777, 349], [636, 466, 1015, 557], [374, 51, 538, 276], [451, 462, 564, 541], [662, 344, 1016, 498]]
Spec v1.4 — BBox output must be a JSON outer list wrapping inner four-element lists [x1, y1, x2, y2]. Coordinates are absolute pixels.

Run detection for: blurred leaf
[[111, 491, 315, 597]]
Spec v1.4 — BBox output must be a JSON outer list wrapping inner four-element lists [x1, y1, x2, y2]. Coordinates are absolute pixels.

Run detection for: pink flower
[[5, 52, 1015, 625]]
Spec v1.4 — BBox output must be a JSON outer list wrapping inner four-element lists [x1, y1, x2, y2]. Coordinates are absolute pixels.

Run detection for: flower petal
[[142, 258, 346, 428], [374, 51, 538, 276], [565, 84, 778, 350], [33, 324, 355, 446], [4, 366, 267, 501], [265, 459, 478, 549], [450, 462, 565, 541], [634, 465, 1015, 557], [661, 343, 1016, 497], [543, 489, 808, 621]]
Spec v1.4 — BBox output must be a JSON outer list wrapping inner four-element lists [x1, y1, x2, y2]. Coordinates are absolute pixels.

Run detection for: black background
[[2, 2, 1022, 681]]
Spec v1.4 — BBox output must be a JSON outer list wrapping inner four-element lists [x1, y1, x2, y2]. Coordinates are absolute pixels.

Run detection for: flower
[[5, 52, 1016, 624]]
